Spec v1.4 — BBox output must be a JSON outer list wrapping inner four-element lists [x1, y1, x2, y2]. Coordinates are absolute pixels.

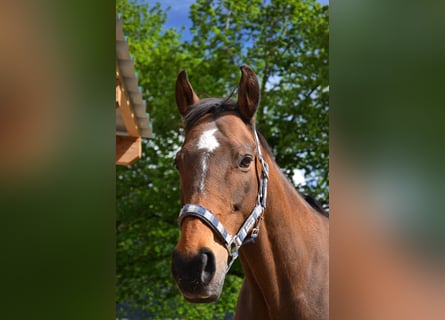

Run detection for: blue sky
[[155, 0, 329, 41]]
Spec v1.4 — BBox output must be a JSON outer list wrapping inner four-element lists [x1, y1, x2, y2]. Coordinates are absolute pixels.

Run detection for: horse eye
[[239, 155, 253, 169]]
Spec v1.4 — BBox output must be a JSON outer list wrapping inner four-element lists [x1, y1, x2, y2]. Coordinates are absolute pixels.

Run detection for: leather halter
[[178, 129, 269, 271]]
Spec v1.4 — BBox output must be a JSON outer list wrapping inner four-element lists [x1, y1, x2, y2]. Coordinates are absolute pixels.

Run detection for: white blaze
[[197, 128, 219, 152], [197, 128, 219, 192]]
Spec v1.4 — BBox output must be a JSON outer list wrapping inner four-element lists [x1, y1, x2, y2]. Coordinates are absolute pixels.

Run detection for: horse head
[[171, 66, 266, 303]]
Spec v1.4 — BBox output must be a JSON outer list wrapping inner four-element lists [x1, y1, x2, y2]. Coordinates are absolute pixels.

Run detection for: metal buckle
[[227, 236, 239, 255]]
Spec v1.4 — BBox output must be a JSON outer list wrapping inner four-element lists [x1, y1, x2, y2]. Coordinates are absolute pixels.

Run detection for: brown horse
[[171, 65, 329, 319]]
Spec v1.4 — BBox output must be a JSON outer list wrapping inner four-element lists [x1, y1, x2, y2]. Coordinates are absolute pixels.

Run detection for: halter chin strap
[[178, 129, 269, 271]]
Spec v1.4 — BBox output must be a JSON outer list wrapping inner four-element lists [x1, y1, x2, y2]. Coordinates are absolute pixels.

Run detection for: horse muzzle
[[171, 247, 223, 303]]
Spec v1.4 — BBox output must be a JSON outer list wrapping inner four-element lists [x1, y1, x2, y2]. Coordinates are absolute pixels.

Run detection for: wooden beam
[[116, 135, 141, 166], [116, 65, 140, 136], [116, 84, 140, 137]]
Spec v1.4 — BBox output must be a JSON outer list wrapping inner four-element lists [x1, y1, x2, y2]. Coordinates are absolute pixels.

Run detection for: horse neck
[[238, 153, 329, 318]]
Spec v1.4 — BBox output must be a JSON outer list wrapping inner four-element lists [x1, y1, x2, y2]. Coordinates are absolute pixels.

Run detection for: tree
[[116, 0, 328, 318]]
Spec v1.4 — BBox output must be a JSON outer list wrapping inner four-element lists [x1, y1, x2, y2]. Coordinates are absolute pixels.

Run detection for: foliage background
[[116, 0, 328, 318]]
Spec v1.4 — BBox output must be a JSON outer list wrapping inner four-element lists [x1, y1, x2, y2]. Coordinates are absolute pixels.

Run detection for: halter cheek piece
[[178, 129, 269, 271]]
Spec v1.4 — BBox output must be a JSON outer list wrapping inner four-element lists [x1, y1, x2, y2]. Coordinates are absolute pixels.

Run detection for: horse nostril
[[200, 248, 215, 285], [172, 248, 216, 290]]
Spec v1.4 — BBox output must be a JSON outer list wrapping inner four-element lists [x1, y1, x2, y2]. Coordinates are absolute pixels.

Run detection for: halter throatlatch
[[178, 129, 269, 271]]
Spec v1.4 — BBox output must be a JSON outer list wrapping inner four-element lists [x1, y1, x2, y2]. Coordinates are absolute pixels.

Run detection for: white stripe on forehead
[[196, 128, 219, 193], [197, 128, 219, 152]]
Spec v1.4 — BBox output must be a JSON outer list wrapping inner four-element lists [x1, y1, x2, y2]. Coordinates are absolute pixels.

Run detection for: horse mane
[[184, 97, 328, 217], [302, 194, 329, 217]]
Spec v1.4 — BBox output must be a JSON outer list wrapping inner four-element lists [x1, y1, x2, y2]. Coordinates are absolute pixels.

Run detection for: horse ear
[[175, 70, 199, 117], [237, 65, 260, 122]]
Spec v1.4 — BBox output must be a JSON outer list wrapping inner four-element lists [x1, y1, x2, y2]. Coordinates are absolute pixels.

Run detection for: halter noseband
[[178, 129, 269, 271]]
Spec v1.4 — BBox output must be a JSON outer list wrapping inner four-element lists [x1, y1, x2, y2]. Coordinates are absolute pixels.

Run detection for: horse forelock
[[184, 98, 243, 131]]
